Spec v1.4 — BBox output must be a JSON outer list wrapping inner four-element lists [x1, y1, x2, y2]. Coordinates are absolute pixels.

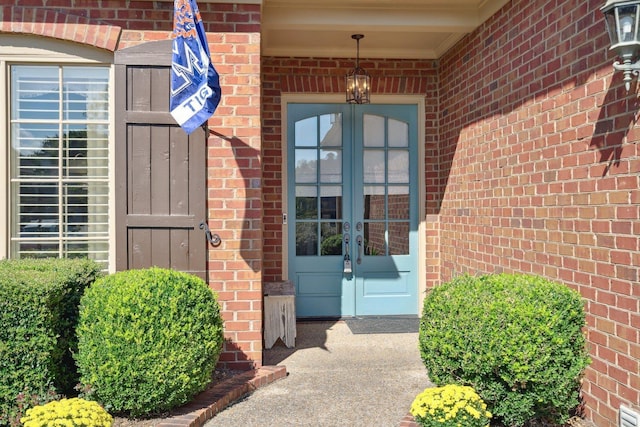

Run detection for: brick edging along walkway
[[156, 366, 287, 427], [399, 413, 418, 426]]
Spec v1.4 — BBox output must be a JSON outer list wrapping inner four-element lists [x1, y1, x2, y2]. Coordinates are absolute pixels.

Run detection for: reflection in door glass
[[388, 222, 409, 255], [388, 118, 408, 147], [296, 222, 317, 256], [295, 149, 317, 183], [296, 197, 317, 219], [294, 113, 344, 257], [363, 114, 385, 147], [295, 117, 317, 147], [364, 222, 386, 256], [360, 114, 412, 258], [320, 150, 342, 183], [388, 186, 409, 220], [388, 150, 409, 183], [363, 150, 385, 183], [321, 222, 343, 255], [319, 114, 342, 146], [296, 187, 317, 219], [321, 186, 342, 220], [363, 186, 385, 220]]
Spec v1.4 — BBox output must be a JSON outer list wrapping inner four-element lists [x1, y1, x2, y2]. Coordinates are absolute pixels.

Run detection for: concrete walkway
[[204, 321, 431, 427]]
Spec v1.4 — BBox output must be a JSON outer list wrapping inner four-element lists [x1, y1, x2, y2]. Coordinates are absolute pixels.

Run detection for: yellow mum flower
[[410, 384, 492, 427], [21, 398, 113, 427]]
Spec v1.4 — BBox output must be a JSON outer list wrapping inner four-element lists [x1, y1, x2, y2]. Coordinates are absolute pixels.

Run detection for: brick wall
[[261, 57, 440, 286], [437, 0, 639, 425], [2, 1, 263, 371], [5, 0, 638, 422]]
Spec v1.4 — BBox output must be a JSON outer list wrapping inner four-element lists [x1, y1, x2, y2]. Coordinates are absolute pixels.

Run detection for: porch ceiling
[[261, 0, 510, 59]]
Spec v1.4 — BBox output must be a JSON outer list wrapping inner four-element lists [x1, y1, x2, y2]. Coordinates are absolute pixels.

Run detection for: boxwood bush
[[418, 274, 590, 427], [0, 258, 103, 426], [75, 267, 224, 417]]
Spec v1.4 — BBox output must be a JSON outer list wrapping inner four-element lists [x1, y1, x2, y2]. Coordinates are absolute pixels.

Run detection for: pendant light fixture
[[345, 34, 371, 104]]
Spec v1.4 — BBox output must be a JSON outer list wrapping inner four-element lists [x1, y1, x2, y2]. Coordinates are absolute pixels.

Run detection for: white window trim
[[0, 35, 115, 271]]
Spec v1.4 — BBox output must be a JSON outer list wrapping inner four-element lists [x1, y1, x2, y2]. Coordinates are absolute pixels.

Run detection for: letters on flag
[[170, 0, 221, 134]]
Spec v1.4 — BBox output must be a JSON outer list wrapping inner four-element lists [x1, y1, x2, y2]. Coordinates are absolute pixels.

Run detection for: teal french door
[[287, 103, 419, 318]]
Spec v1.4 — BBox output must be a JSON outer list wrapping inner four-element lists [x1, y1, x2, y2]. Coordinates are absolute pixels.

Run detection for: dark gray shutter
[[114, 40, 207, 280]]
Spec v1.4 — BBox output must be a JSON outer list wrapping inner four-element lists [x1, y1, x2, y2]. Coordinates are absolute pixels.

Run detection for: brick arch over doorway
[[0, 6, 121, 51]]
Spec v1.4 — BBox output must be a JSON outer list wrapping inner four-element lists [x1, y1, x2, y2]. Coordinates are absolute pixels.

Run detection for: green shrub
[[75, 267, 224, 417], [321, 234, 342, 255], [21, 398, 112, 427], [418, 274, 590, 427], [0, 258, 103, 426]]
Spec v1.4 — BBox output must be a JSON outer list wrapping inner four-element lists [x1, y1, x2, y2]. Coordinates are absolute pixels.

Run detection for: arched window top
[[0, 34, 113, 63], [1, 6, 121, 53]]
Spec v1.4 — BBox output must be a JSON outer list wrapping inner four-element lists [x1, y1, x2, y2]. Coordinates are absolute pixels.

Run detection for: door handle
[[343, 233, 352, 274], [356, 235, 363, 265], [200, 221, 221, 247], [344, 233, 350, 256]]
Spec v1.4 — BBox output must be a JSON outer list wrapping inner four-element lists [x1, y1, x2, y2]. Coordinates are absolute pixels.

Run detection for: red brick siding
[[437, 0, 639, 425], [261, 57, 440, 286], [2, 2, 262, 371]]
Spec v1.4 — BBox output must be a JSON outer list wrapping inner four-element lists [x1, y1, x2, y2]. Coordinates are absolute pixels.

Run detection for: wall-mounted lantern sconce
[[345, 34, 371, 104], [602, 0, 640, 92]]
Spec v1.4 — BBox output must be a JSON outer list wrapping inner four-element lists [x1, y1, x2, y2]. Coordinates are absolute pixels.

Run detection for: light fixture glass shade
[[346, 67, 371, 104], [601, 0, 640, 91], [346, 34, 370, 104], [602, 0, 640, 60]]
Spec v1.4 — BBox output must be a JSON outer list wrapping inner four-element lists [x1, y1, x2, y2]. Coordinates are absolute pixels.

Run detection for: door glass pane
[[320, 149, 342, 183], [296, 222, 318, 256], [295, 117, 317, 147], [364, 222, 386, 256], [321, 186, 342, 219], [388, 118, 408, 147], [388, 186, 409, 220], [321, 222, 342, 255], [388, 150, 409, 183], [319, 113, 342, 146], [296, 198, 317, 219], [295, 149, 317, 183], [388, 222, 409, 255], [294, 111, 344, 259], [363, 114, 384, 147], [363, 150, 385, 183], [363, 186, 385, 220]]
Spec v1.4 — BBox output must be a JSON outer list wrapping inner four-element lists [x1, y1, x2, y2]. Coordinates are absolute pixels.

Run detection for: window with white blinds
[[9, 65, 110, 268]]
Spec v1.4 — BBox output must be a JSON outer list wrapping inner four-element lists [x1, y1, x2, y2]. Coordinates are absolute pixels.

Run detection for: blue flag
[[170, 0, 221, 134]]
